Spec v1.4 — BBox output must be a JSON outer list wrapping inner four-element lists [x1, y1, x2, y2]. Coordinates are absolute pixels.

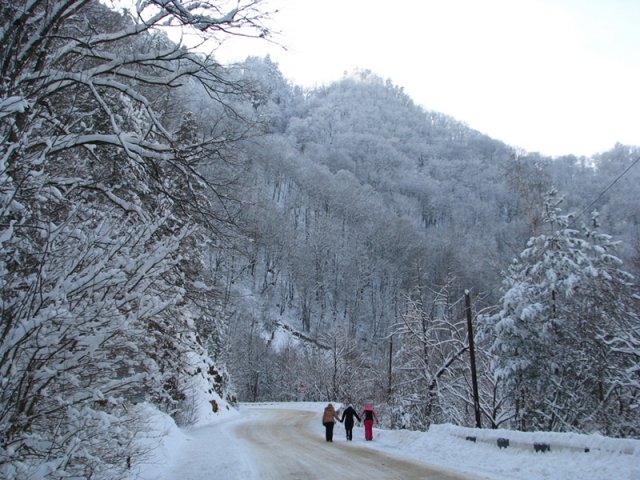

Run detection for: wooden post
[[465, 290, 482, 428]]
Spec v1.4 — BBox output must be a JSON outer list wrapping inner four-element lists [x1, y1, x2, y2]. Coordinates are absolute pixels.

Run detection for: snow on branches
[[1, 0, 271, 477]]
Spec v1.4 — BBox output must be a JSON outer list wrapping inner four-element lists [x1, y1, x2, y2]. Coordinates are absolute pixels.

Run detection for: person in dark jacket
[[322, 403, 341, 442], [340, 404, 361, 441]]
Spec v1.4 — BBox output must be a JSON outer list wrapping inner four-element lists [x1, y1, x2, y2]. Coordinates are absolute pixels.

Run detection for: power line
[[571, 155, 640, 226]]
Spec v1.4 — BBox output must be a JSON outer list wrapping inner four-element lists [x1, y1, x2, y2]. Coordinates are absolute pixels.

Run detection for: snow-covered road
[[159, 406, 480, 480], [235, 408, 478, 479], [138, 402, 639, 480]]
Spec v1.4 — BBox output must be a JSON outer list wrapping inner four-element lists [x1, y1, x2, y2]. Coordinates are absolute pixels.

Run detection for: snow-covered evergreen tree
[[489, 190, 639, 436]]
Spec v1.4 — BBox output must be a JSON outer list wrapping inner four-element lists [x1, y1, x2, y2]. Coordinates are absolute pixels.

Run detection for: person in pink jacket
[[359, 403, 379, 441]]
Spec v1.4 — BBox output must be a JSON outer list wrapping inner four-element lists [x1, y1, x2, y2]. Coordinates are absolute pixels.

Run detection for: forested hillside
[[220, 59, 639, 438], [1, 1, 638, 477]]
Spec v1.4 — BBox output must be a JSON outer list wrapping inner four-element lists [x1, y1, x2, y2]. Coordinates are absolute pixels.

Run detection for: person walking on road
[[360, 403, 379, 441], [340, 404, 361, 441], [322, 403, 341, 442]]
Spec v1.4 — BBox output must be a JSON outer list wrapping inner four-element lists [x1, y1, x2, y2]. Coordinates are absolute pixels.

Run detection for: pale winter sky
[[209, 0, 640, 158]]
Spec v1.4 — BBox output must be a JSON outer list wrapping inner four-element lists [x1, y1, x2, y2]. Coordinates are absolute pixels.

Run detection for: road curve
[[234, 408, 479, 480]]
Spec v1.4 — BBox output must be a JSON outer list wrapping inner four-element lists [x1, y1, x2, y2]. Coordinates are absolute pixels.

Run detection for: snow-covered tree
[[390, 275, 471, 430], [1, 0, 272, 477], [489, 190, 640, 436]]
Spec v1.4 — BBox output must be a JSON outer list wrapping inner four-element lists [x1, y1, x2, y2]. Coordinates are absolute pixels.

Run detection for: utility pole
[[387, 334, 393, 400], [465, 289, 482, 428]]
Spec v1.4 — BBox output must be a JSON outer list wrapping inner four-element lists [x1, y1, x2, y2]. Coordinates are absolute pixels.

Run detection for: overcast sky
[[211, 0, 640, 158]]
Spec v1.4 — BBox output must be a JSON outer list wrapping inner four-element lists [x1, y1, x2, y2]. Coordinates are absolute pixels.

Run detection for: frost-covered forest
[[1, 1, 639, 478]]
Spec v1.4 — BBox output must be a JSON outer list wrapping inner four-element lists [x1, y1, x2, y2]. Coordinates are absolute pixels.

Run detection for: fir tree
[[490, 190, 639, 435]]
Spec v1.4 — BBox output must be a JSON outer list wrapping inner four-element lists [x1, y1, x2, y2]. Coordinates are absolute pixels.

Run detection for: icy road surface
[[162, 406, 483, 480]]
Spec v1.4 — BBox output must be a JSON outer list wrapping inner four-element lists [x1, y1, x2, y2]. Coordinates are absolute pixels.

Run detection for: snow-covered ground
[[133, 402, 639, 480]]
